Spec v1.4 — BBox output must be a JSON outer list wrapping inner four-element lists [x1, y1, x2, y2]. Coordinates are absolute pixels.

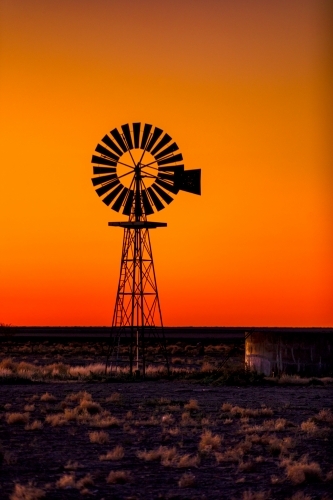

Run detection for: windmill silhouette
[[91, 123, 201, 376]]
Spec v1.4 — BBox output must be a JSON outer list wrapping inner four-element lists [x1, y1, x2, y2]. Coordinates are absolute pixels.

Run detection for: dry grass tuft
[[184, 399, 199, 411], [288, 493, 313, 500], [6, 412, 29, 425], [65, 391, 92, 403], [40, 392, 56, 402], [56, 473, 76, 489], [64, 460, 80, 470], [300, 420, 318, 434], [76, 474, 94, 490], [10, 482, 45, 500], [99, 445, 124, 461], [281, 457, 322, 484], [178, 472, 196, 488], [25, 420, 43, 431], [161, 413, 175, 425], [198, 430, 222, 453], [242, 490, 271, 500], [88, 430, 109, 444], [24, 404, 35, 412], [137, 446, 177, 462], [222, 403, 273, 418], [314, 409, 333, 424], [169, 453, 200, 468], [45, 414, 67, 426], [106, 392, 123, 403], [106, 470, 131, 484]]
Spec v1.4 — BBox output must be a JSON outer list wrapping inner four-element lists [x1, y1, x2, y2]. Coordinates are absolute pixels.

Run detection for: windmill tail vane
[[91, 123, 201, 376]]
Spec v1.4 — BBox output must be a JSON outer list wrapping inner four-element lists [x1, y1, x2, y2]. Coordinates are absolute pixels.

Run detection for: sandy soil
[[0, 380, 333, 500]]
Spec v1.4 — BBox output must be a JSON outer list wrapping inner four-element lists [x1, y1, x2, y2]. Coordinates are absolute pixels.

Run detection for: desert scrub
[[137, 446, 177, 462], [10, 482, 45, 500], [300, 419, 318, 434], [221, 403, 273, 418], [25, 420, 43, 431], [178, 472, 196, 488], [88, 430, 109, 444], [281, 456, 322, 484], [106, 470, 131, 484], [40, 392, 56, 402], [99, 445, 124, 461], [56, 473, 76, 489], [6, 412, 29, 425], [242, 490, 271, 500], [198, 430, 222, 453], [184, 399, 199, 411]]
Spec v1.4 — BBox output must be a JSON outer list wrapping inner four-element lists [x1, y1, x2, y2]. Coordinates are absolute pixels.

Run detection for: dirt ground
[[1, 379, 333, 500]]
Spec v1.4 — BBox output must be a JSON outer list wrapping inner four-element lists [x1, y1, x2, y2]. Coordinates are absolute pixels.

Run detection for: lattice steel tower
[[91, 123, 201, 376]]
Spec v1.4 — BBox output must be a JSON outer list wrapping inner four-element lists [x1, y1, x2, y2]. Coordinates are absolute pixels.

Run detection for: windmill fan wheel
[[91, 122, 201, 217]]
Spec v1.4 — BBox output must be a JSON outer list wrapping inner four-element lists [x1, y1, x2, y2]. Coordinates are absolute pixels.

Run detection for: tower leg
[[106, 227, 169, 377]]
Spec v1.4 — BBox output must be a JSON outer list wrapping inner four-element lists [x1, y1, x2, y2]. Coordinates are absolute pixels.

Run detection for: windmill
[[91, 123, 201, 376]]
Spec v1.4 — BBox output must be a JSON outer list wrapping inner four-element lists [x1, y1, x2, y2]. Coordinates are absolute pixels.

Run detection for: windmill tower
[[91, 123, 201, 376]]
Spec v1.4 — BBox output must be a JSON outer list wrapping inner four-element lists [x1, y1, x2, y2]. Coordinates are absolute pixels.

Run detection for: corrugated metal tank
[[245, 332, 333, 376]]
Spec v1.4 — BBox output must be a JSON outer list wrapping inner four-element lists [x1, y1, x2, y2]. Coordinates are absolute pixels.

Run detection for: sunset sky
[[1, 0, 332, 327]]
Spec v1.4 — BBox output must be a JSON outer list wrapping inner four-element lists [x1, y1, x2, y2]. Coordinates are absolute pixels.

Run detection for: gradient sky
[[1, 0, 332, 326]]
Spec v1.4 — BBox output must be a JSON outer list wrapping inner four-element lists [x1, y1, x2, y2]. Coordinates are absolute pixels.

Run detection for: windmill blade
[[150, 133, 172, 156], [158, 172, 174, 181], [121, 124, 133, 150], [146, 127, 163, 152], [101, 135, 123, 157], [178, 169, 201, 195], [157, 153, 183, 166], [150, 184, 173, 204], [96, 178, 120, 197], [155, 177, 179, 195], [154, 142, 179, 160], [133, 122, 141, 148], [147, 187, 164, 211], [95, 144, 119, 162], [91, 173, 117, 186], [111, 187, 129, 212], [141, 189, 154, 215], [123, 190, 134, 215], [110, 128, 128, 152], [158, 164, 184, 173], [93, 166, 116, 175], [140, 123, 152, 149], [91, 155, 117, 167], [102, 184, 123, 206]]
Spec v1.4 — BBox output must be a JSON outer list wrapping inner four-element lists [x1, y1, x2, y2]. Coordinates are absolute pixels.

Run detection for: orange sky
[[0, 0, 332, 326]]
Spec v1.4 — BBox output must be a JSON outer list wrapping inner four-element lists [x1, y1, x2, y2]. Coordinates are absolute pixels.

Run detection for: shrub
[[281, 457, 322, 484], [178, 472, 196, 488], [137, 446, 177, 462], [242, 490, 271, 500], [88, 431, 109, 444], [56, 473, 76, 489], [40, 392, 56, 402], [24, 404, 35, 412], [99, 446, 125, 461], [184, 399, 199, 411], [300, 420, 318, 434], [105, 392, 123, 403], [6, 413, 29, 425], [198, 430, 222, 453], [25, 420, 43, 431], [106, 470, 131, 484], [45, 414, 67, 426], [10, 482, 45, 500]]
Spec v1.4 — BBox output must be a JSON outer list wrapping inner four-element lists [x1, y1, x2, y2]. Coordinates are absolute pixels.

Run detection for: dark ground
[[0, 341, 332, 499]]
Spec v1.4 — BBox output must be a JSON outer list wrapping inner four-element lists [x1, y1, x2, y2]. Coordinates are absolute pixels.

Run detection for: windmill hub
[[91, 123, 201, 376]]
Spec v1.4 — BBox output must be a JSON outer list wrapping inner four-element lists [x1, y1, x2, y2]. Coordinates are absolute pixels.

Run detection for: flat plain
[[0, 341, 332, 500]]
